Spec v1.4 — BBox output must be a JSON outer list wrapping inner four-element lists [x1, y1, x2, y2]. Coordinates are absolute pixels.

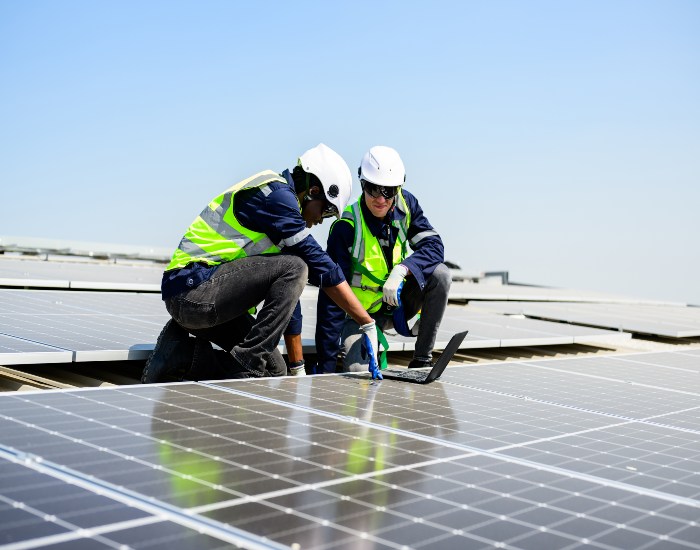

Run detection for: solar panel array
[[448, 281, 685, 306], [0, 257, 162, 291], [0, 290, 168, 364], [0, 235, 171, 262], [473, 302, 700, 338], [1, 348, 699, 548], [0, 289, 631, 366]]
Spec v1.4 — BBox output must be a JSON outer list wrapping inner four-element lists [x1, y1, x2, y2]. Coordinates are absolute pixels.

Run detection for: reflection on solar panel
[[475, 302, 700, 338], [1, 348, 699, 548], [0, 290, 631, 365]]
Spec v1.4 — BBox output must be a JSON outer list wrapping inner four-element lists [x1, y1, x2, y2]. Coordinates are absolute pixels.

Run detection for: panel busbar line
[[1, 348, 699, 549]]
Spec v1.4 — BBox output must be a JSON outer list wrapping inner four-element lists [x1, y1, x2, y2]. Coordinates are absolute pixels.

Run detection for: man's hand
[[383, 264, 408, 307], [360, 321, 382, 380]]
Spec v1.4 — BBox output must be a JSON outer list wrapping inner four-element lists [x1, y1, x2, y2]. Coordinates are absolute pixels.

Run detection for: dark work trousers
[[165, 255, 308, 377], [341, 262, 452, 372]]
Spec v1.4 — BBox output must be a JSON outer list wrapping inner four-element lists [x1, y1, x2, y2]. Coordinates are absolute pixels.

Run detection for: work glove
[[288, 360, 306, 376], [360, 321, 382, 380], [383, 264, 408, 307]]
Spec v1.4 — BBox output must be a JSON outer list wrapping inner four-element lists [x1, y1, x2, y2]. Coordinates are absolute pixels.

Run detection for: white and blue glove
[[383, 264, 408, 307], [360, 321, 382, 380]]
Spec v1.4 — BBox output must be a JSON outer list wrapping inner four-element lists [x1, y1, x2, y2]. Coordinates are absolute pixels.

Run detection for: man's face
[[362, 181, 399, 219], [364, 191, 394, 219], [301, 199, 327, 228]]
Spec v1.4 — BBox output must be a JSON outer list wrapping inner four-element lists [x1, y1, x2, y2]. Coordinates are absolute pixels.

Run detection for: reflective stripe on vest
[[166, 171, 289, 271], [341, 191, 411, 313]]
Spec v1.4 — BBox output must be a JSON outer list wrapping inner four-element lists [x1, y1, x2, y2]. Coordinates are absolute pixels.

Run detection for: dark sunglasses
[[361, 180, 400, 199], [321, 202, 339, 218]]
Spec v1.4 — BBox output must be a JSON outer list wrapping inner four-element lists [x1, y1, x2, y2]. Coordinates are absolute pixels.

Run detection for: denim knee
[[430, 263, 452, 293], [284, 255, 308, 293]]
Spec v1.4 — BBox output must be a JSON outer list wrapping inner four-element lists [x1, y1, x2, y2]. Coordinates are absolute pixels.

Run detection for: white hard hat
[[298, 143, 352, 218], [358, 145, 406, 187]]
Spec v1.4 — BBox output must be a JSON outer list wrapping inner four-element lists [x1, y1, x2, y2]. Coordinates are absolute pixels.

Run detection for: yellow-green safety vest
[[166, 171, 294, 271], [338, 190, 411, 313]]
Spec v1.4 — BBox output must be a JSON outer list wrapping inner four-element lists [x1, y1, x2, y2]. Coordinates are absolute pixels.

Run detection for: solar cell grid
[[439, 358, 700, 419], [216, 376, 622, 451], [0, 257, 163, 292], [0, 289, 634, 366], [0, 289, 167, 317], [0, 333, 73, 365], [0, 314, 160, 361], [1, 349, 699, 548], [0, 455, 251, 550]]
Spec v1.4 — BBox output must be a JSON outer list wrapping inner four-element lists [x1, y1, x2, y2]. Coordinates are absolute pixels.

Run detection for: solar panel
[[0, 235, 171, 262], [0, 257, 163, 291], [0, 315, 164, 362], [1, 348, 699, 548], [0, 290, 632, 366], [299, 291, 631, 352], [474, 302, 700, 338], [0, 334, 73, 365], [448, 281, 685, 306]]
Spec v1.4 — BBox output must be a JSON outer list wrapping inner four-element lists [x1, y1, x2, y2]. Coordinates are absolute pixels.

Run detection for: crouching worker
[[142, 144, 381, 382], [315, 146, 451, 374]]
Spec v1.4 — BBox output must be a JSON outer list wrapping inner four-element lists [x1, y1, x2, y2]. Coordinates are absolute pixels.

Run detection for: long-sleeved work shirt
[[161, 169, 345, 335], [314, 189, 444, 372]]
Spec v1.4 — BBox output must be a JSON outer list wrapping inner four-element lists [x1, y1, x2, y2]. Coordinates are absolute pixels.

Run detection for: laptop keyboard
[[384, 368, 428, 381]]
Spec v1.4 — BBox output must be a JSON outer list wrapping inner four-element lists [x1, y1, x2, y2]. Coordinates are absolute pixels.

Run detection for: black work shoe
[[187, 339, 251, 381], [141, 320, 195, 383], [408, 359, 433, 369]]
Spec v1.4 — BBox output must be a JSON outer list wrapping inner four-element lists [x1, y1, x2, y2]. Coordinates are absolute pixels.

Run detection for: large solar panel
[[300, 288, 631, 351], [0, 257, 163, 291], [1, 348, 699, 548], [448, 281, 685, 306], [0, 290, 631, 366], [474, 302, 700, 338], [0, 334, 72, 365], [0, 235, 171, 262]]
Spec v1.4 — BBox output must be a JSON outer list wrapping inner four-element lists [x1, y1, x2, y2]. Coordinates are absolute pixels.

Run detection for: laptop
[[381, 331, 468, 384]]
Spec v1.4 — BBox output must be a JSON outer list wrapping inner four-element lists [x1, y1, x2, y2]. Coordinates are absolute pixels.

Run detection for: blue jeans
[[341, 263, 452, 372], [165, 255, 308, 377]]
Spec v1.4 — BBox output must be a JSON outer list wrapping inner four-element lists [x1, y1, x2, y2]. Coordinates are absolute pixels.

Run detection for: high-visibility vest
[[339, 191, 411, 313], [166, 171, 290, 271]]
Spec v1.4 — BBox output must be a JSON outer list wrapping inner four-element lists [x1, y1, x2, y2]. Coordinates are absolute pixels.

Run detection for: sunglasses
[[321, 202, 339, 218], [361, 180, 400, 200]]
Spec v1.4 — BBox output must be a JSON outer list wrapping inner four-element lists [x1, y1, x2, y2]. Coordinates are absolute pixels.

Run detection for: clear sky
[[1, 1, 698, 304]]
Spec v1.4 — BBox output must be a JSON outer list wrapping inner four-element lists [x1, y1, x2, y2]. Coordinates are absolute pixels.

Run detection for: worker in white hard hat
[[314, 145, 451, 373], [142, 144, 382, 382]]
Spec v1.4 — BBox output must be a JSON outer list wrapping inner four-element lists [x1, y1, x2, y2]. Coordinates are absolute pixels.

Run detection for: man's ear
[[308, 185, 323, 198]]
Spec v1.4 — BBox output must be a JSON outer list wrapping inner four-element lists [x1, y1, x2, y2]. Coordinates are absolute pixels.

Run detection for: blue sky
[[1, 0, 698, 304]]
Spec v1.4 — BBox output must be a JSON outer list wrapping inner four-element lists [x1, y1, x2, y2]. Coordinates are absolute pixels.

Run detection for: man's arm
[[283, 301, 304, 373]]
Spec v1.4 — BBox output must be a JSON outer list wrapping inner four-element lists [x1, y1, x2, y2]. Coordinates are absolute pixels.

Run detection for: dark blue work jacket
[[314, 189, 444, 373]]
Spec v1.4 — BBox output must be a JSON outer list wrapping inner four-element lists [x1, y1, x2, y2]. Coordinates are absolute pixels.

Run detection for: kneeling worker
[[143, 144, 381, 382], [315, 146, 451, 373]]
